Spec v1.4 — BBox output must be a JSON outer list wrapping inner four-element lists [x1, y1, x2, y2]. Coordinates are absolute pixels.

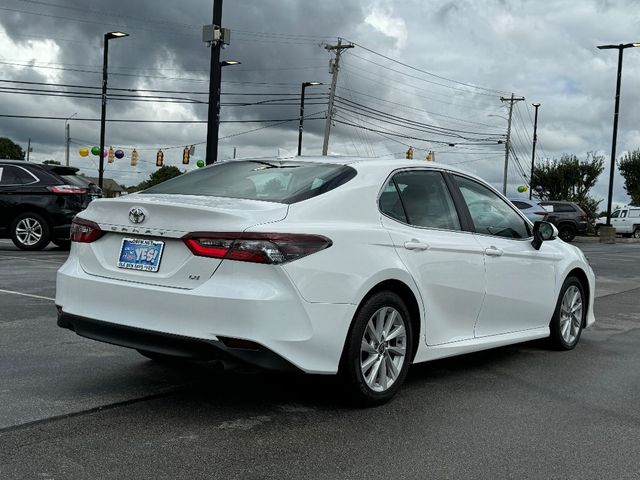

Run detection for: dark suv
[[0, 160, 92, 250], [539, 200, 588, 242]]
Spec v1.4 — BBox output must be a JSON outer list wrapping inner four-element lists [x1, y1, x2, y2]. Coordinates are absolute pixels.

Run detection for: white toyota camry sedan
[[56, 157, 595, 405]]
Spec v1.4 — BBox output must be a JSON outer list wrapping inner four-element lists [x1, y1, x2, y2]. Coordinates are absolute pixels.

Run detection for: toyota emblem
[[129, 207, 146, 224]]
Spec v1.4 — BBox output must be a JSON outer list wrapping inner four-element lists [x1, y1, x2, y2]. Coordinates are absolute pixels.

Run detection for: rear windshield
[[141, 160, 357, 204]]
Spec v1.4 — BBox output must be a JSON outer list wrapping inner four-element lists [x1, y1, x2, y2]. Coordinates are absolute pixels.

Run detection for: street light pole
[[98, 31, 128, 189], [297, 82, 322, 156], [64, 112, 77, 167], [529, 103, 540, 200], [597, 42, 640, 225]]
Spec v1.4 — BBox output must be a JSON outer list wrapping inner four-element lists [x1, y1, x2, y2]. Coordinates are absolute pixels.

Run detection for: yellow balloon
[[79, 147, 89, 157]]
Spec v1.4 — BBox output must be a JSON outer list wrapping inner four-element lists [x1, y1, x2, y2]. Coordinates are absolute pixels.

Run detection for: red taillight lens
[[48, 185, 87, 194], [70, 217, 104, 243], [183, 232, 332, 264], [534, 211, 547, 216], [580, 213, 588, 221]]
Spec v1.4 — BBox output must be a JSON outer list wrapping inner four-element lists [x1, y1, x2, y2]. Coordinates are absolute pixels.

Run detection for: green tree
[[0, 137, 25, 159], [136, 165, 183, 191], [532, 152, 605, 222], [618, 149, 640, 205]]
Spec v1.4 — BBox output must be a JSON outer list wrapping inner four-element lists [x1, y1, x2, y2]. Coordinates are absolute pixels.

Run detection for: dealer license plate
[[117, 238, 165, 272]]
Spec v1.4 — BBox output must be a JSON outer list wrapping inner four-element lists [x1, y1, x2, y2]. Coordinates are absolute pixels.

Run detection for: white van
[[596, 206, 640, 237]]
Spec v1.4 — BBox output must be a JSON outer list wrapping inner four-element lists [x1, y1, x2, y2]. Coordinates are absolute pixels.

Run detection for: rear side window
[[630, 209, 640, 218], [544, 202, 575, 213], [511, 201, 530, 209], [380, 170, 461, 230], [0, 165, 37, 185], [142, 160, 356, 204]]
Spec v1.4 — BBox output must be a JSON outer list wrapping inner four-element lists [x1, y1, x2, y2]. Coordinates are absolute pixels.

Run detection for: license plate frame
[[117, 238, 165, 272]]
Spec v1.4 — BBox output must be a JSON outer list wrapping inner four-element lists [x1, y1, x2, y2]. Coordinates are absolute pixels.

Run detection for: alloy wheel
[[15, 217, 43, 246], [559, 285, 582, 345], [633, 228, 640, 239], [360, 306, 407, 392]]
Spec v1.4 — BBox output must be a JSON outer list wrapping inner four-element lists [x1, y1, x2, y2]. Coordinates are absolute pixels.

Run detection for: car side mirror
[[531, 221, 558, 250]]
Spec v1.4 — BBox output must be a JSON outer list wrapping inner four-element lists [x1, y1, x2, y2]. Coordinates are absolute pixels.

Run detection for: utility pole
[[322, 38, 354, 155], [64, 123, 70, 166], [529, 103, 541, 199], [500, 94, 525, 195], [26, 138, 31, 161], [205, 0, 223, 165]]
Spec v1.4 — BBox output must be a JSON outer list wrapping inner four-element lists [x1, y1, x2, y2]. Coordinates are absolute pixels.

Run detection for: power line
[[345, 41, 512, 96], [0, 114, 314, 123]]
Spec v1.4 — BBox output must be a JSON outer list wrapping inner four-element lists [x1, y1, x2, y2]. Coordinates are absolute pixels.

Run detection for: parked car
[[0, 160, 89, 250], [508, 198, 549, 223], [56, 158, 595, 405], [539, 201, 588, 242], [595, 206, 640, 238]]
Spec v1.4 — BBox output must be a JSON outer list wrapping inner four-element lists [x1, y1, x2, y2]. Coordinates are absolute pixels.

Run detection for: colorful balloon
[[79, 147, 89, 157], [535, 185, 544, 193], [517, 185, 528, 193], [115, 149, 125, 159], [196, 159, 205, 168], [103, 148, 109, 158], [91, 146, 100, 156]]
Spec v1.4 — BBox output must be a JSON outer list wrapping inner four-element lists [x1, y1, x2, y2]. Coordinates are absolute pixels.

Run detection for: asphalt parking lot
[[1, 238, 639, 479]]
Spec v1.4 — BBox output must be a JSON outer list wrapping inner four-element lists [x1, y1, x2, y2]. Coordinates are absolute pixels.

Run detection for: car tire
[[633, 227, 640, 239], [136, 349, 186, 363], [549, 276, 585, 350], [340, 291, 413, 407], [52, 239, 71, 250], [10, 212, 51, 251], [558, 224, 576, 242]]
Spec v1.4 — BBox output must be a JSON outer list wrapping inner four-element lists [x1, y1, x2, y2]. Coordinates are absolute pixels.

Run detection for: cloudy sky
[[0, 0, 638, 205]]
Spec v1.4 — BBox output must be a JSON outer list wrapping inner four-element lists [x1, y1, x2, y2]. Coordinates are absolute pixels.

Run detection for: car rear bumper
[[57, 311, 300, 371], [55, 254, 356, 374]]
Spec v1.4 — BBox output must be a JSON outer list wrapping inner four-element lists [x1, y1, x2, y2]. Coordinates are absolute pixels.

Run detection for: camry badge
[[129, 207, 146, 224]]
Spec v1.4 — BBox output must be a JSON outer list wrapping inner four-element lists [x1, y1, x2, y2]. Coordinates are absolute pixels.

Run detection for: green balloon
[[196, 159, 205, 168], [91, 146, 100, 156], [517, 185, 528, 193]]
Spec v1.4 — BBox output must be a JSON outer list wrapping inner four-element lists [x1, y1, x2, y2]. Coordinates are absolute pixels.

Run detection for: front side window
[[380, 170, 461, 230], [611, 210, 620, 218], [455, 175, 530, 239], [142, 160, 356, 204]]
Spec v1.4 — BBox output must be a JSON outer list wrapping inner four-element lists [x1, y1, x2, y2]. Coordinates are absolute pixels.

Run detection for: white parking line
[[0, 289, 55, 301]]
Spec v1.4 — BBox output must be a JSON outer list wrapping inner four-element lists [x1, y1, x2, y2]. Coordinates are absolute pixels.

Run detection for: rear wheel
[[549, 276, 585, 350], [633, 227, 640, 239], [10, 212, 50, 250], [341, 291, 413, 406], [558, 224, 576, 242]]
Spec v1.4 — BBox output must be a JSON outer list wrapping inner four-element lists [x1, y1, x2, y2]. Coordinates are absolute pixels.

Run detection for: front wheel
[[549, 276, 585, 350], [341, 291, 413, 406], [10, 212, 50, 250]]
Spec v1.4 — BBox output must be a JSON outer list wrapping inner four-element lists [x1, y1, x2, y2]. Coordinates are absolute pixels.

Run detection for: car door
[[613, 209, 629, 234], [451, 174, 560, 337], [379, 169, 486, 346]]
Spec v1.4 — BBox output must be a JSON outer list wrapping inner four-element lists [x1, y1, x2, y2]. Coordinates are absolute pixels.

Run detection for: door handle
[[404, 240, 430, 251], [484, 246, 503, 257]]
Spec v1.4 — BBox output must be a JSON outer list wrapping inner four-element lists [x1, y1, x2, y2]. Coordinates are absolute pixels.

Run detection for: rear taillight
[[48, 185, 87, 194], [70, 217, 104, 243], [580, 213, 588, 221], [534, 211, 547, 216], [183, 232, 332, 265]]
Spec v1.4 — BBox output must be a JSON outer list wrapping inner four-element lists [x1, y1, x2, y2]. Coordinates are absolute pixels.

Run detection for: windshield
[[141, 160, 357, 204]]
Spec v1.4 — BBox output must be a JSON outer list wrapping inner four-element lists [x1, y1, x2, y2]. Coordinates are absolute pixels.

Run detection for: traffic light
[[156, 149, 164, 167], [406, 147, 413, 159], [182, 146, 190, 164]]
